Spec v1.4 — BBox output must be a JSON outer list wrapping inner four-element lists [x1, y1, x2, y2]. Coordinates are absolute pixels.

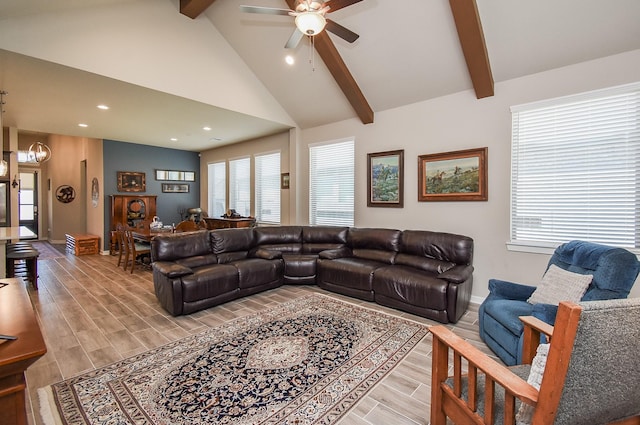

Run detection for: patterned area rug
[[39, 294, 429, 425]]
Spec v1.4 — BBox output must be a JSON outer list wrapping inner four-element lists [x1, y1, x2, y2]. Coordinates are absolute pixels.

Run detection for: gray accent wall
[[102, 139, 200, 249]]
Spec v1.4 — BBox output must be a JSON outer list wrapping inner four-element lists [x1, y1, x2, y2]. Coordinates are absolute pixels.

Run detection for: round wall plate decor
[[56, 185, 76, 203]]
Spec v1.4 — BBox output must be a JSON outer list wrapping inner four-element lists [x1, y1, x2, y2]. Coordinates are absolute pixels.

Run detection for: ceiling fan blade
[[285, 29, 305, 49], [239, 5, 292, 16], [325, 19, 359, 43], [325, 0, 362, 13]]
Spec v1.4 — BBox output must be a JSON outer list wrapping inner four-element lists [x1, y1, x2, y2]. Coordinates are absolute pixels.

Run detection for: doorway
[[18, 170, 39, 238]]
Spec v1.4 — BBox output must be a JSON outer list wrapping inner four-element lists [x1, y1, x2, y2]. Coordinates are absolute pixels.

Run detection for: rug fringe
[[38, 386, 63, 425]]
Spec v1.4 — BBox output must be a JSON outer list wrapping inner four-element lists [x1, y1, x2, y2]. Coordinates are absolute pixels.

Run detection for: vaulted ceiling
[[1, 0, 639, 151]]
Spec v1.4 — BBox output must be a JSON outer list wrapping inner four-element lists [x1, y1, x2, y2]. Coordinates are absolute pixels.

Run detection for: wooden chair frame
[[430, 301, 640, 425]]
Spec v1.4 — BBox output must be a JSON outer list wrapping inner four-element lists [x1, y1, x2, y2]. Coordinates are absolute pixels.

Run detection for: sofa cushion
[[317, 258, 382, 291], [516, 343, 549, 425], [348, 227, 401, 251], [175, 253, 218, 269], [527, 264, 592, 305], [302, 226, 348, 254], [152, 231, 211, 262], [352, 248, 396, 264], [253, 226, 302, 253], [230, 258, 283, 289], [210, 228, 254, 254], [400, 230, 474, 265], [373, 265, 448, 310], [394, 253, 455, 274], [181, 264, 239, 303]]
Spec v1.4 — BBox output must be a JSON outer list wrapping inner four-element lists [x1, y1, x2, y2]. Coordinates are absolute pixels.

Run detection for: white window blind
[[309, 139, 354, 226], [207, 161, 226, 218], [511, 82, 640, 249], [229, 157, 251, 217], [255, 151, 281, 224]]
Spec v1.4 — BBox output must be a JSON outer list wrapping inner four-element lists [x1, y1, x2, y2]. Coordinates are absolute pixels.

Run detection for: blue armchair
[[479, 240, 640, 365]]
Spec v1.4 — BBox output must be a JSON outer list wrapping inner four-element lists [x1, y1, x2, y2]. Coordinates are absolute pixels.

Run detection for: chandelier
[[28, 141, 52, 163]]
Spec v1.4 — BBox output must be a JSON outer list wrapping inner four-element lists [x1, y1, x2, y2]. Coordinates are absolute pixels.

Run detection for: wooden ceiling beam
[[314, 33, 374, 124], [180, 0, 217, 19], [449, 0, 494, 98], [285, 0, 373, 124]]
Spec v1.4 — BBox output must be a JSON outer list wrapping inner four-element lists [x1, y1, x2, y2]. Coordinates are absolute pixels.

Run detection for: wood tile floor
[[23, 249, 499, 425]]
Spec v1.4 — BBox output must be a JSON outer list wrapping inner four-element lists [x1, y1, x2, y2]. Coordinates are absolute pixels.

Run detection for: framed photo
[[162, 183, 190, 193], [418, 147, 487, 201], [367, 149, 404, 207], [155, 169, 196, 182], [117, 171, 146, 192], [281, 173, 290, 189]]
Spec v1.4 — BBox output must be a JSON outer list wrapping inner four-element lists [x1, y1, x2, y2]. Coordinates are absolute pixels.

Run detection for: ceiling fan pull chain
[[310, 35, 316, 72]]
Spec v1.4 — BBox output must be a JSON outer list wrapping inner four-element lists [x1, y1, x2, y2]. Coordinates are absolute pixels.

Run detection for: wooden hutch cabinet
[[110, 194, 157, 229]]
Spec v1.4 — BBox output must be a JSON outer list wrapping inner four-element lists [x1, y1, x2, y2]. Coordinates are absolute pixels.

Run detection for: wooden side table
[[65, 233, 100, 256]]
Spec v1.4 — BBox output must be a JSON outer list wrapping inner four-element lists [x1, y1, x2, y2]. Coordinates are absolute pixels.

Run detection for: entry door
[[18, 171, 38, 237]]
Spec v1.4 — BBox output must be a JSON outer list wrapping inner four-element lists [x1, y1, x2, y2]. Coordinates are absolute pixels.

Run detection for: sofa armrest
[[487, 278, 537, 301], [251, 248, 283, 260], [319, 246, 353, 259], [153, 261, 193, 278], [438, 264, 473, 284]]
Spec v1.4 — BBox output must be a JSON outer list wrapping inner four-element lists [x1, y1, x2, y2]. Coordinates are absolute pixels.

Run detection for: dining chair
[[123, 229, 151, 273]]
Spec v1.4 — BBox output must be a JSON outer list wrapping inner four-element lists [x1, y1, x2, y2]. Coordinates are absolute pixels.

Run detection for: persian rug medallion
[[39, 294, 429, 425]]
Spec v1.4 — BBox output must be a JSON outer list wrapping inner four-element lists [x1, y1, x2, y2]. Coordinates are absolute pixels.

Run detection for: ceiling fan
[[240, 0, 362, 49]]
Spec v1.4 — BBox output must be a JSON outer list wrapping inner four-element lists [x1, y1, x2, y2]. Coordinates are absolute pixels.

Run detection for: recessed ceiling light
[[170, 138, 178, 142], [203, 126, 212, 131], [78, 123, 88, 128], [97, 104, 109, 110], [285, 55, 295, 65]]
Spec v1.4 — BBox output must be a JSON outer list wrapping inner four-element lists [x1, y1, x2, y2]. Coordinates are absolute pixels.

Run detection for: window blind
[[207, 161, 226, 218], [255, 151, 281, 224], [511, 82, 640, 248], [309, 139, 354, 226], [229, 157, 251, 217]]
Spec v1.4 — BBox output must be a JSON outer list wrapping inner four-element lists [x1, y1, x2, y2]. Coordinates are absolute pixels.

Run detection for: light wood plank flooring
[[23, 248, 498, 425]]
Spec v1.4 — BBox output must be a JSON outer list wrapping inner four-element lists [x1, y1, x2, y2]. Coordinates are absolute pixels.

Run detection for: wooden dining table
[[130, 227, 174, 243]]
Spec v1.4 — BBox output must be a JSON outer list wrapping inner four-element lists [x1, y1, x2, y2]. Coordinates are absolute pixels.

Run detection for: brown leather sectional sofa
[[151, 226, 474, 323]]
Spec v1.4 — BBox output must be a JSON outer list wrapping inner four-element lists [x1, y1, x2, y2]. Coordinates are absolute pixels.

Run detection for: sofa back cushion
[[151, 231, 211, 262], [399, 230, 474, 267], [253, 226, 303, 253], [348, 228, 401, 264], [302, 226, 349, 254], [210, 228, 254, 263]]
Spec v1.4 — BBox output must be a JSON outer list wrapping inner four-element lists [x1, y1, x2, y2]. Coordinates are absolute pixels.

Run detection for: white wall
[[299, 49, 640, 302]]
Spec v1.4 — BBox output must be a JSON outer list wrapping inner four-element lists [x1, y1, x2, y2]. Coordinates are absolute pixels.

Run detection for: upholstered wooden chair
[[123, 229, 151, 273], [115, 224, 127, 268], [430, 298, 640, 425]]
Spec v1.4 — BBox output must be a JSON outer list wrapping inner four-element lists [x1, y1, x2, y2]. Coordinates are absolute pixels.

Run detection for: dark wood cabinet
[[110, 195, 157, 229], [203, 217, 256, 229]]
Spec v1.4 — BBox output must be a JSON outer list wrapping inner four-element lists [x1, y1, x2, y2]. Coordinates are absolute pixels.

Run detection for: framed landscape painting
[[418, 147, 488, 201], [367, 149, 404, 208]]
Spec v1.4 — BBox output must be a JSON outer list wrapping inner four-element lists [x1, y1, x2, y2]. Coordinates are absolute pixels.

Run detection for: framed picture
[[367, 149, 404, 207], [418, 147, 488, 201], [162, 183, 190, 193], [117, 171, 146, 192], [155, 169, 196, 182], [281, 173, 290, 189]]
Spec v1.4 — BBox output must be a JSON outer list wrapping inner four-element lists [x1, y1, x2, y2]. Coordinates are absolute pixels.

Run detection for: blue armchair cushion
[[527, 264, 592, 305]]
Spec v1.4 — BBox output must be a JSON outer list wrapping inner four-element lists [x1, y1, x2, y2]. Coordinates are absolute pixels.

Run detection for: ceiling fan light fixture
[[295, 12, 326, 36]]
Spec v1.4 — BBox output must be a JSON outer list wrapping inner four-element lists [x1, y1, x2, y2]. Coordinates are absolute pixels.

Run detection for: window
[[255, 151, 281, 224], [207, 161, 226, 218], [309, 139, 354, 226], [229, 157, 251, 217], [510, 83, 640, 250]]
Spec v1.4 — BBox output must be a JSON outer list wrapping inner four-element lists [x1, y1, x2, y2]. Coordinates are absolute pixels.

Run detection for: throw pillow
[[515, 343, 550, 425], [527, 264, 592, 305]]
